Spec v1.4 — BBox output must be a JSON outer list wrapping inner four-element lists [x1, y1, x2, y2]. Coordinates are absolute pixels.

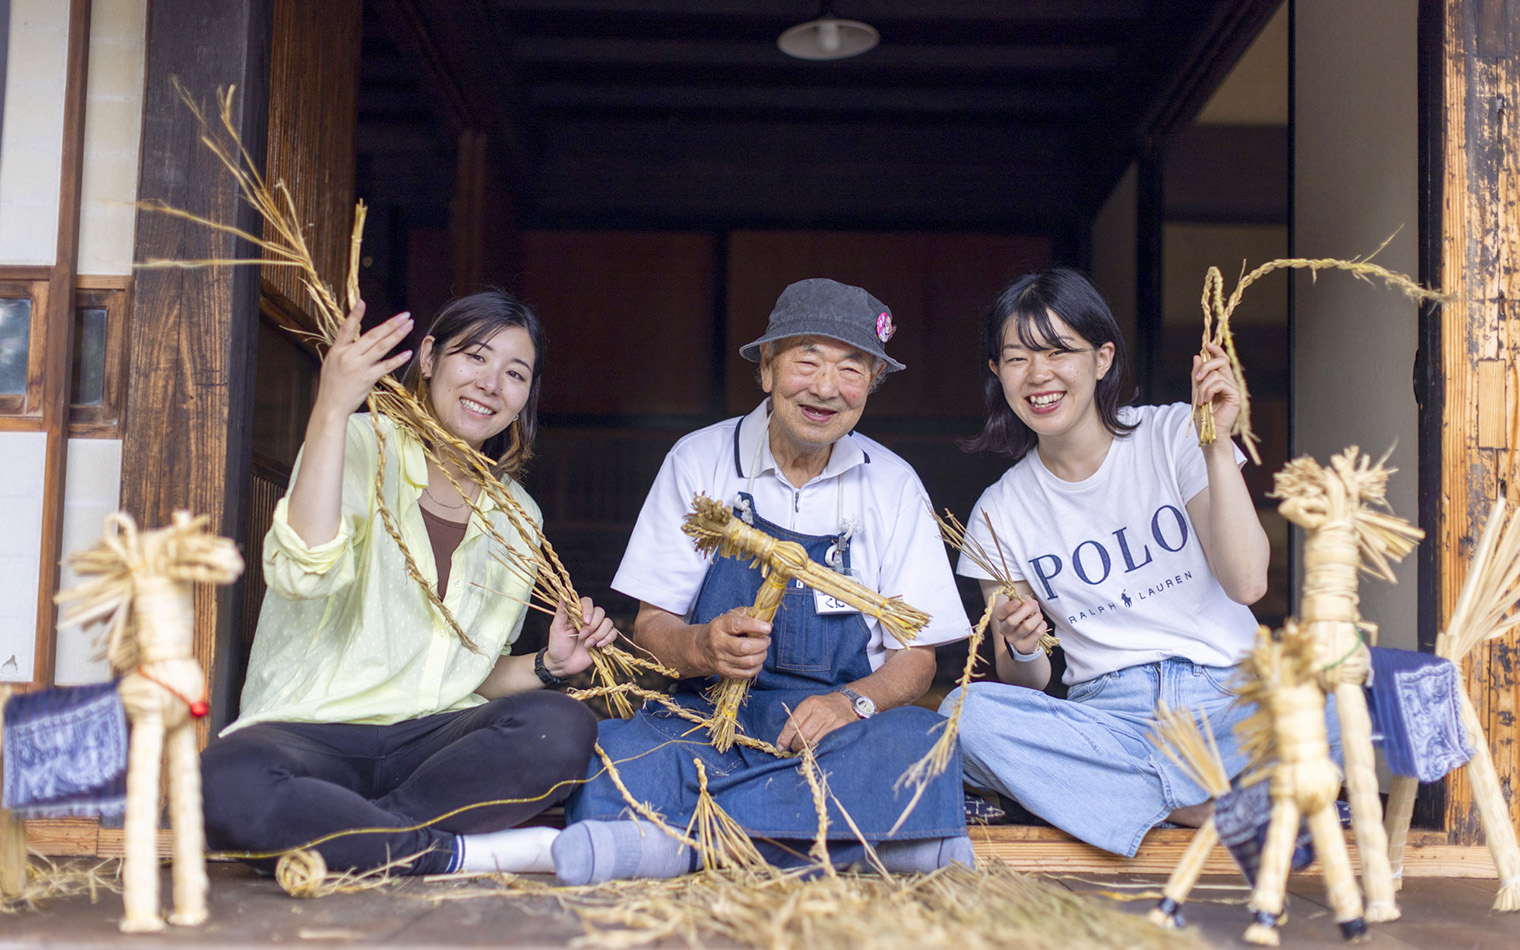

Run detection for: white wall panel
[[0, 0, 68, 266]]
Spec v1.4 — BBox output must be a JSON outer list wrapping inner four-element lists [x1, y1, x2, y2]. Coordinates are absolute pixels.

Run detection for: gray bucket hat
[[739, 278, 905, 373]]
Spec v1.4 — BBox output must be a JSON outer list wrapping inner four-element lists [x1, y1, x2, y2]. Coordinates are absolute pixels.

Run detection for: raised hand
[[314, 300, 415, 421], [1192, 341, 1242, 439]]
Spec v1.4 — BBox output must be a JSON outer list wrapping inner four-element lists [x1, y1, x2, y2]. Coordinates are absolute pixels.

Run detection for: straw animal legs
[[1383, 774, 1417, 891], [1333, 680, 1399, 922], [120, 694, 166, 933], [1456, 693, 1520, 911], [118, 667, 208, 932], [167, 721, 208, 926], [1147, 817, 1218, 929], [1307, 800, 1369, 940], [1244, 797, 1301, 946]]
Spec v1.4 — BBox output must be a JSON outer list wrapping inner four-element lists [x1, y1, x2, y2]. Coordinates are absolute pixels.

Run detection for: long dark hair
[[401, 289, 547, 477], [963, 268, 1136, 462]]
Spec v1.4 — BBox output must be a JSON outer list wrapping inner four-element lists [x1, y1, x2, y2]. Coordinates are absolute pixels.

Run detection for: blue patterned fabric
[[1366, 647, 1475, 783], [1213, 781, 1315, 884], [2, 682, 128, 819]]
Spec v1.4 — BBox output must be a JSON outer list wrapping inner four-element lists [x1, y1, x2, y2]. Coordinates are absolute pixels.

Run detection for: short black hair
[[963, 268, 1136, 462]]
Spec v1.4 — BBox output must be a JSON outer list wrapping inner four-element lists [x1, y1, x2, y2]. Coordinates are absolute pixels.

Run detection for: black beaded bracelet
[[534, 646, 567, 687]]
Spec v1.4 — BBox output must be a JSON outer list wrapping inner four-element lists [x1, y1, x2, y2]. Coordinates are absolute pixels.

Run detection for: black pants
[[202, 692, 597, 875]]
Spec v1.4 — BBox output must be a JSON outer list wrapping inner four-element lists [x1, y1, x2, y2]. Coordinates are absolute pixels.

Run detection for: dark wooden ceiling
[[358, 0, 1279, 242]]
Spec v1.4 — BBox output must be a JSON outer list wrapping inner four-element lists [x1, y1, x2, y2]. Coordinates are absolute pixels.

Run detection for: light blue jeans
[[942, 657, 1339, 858]]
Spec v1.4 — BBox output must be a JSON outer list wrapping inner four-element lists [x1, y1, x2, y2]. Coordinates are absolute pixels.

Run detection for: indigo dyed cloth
[[2, 682, 127, 819], [1366, 647, 1474, 783], [1213, 780, 1315, 884]]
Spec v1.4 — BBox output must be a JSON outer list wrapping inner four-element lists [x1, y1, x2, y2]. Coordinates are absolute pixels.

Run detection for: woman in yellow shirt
[[202, 289, 616, 876]]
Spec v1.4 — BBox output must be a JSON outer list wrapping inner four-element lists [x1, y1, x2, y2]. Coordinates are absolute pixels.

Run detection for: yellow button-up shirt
[[225, 413, 539, 734]]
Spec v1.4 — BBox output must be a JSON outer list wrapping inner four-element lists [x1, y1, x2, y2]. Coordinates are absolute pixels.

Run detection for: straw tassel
[[687, 760, 768, 874]]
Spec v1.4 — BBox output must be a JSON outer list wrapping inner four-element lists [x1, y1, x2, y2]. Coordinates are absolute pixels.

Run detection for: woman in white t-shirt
[[941, 267, 1269, 857]]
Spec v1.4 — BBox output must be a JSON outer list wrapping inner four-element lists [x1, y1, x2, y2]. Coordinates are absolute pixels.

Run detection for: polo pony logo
[[876, 312, 896, 343]]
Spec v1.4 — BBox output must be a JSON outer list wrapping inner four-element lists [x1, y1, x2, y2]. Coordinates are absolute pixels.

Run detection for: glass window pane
[[0, 298, 33, 397], [72, 306, 108, 406]]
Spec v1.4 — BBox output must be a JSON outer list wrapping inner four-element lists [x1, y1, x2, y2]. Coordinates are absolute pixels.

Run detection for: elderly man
[[554, 278, 973, 884]]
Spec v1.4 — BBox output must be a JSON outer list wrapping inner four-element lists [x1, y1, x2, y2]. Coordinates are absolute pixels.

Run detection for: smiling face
[[420, 325, 535, 450], [760, 335, 881, 463], [993, 310, 1114, 446]]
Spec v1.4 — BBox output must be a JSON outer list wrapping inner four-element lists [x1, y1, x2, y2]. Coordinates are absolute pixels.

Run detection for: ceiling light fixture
[[777, 4, 878, 61]]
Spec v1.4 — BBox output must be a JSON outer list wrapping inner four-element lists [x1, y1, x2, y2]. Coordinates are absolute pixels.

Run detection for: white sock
[[456, 825, 560, 874]]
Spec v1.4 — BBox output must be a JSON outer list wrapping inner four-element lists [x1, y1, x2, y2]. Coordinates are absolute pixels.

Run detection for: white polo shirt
[[612, 401, 971, 667]]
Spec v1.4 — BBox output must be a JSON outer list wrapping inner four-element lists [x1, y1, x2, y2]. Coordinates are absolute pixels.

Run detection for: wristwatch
[[832, 685, 876, 719], [534, 646, 567, 687]]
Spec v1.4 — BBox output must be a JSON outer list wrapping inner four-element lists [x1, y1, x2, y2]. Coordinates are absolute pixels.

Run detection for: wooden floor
[[1, 861, 1514, 949]]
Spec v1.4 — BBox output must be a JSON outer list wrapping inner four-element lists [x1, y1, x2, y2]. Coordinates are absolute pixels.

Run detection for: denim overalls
[[567, 427, 964, 858]]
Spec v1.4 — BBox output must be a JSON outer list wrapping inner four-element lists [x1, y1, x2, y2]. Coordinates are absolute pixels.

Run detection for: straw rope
[[1194, 245, 1448, 465], [891, 509, 1055, 834]]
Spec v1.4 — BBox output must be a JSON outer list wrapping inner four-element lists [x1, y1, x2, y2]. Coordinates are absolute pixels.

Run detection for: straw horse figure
[[1236, 621, 1371, 945], [1270, 448, 1423, 923], [52, 511, 243, 931]]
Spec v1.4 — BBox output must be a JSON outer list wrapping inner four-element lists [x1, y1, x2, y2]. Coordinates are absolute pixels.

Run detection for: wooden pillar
[[123, 0, 271, 734], [1430, 0, 1520, 843], [30, 0, 91, 690]]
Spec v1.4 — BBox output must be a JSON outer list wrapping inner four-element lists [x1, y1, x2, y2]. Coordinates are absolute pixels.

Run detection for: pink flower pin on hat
[[876, 311, 896, 343]]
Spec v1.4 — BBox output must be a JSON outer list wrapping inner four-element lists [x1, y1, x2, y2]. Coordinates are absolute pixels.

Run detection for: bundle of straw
[[687, 760, 769, 874], [1193, 242, 1447, 465], [681, 494, 928, 750], [274, 849, 415, 899], [892, 509, 1054, 834], [142, 84, 669, 710]]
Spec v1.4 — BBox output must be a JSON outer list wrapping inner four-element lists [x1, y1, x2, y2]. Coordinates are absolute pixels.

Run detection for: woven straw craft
[[1192, 246, 1446, 465], [53, 511, 243, 932], [1233, 622, 1368, 946], [1269, 446, 1423, 923], [680, 493, 928, 751]]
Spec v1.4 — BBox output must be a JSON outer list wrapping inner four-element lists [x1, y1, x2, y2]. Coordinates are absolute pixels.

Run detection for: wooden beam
[[31, 0, 92, 690], [972, 825, 1500, 880], [122, 0, 272, 736], [1433, 0, 1520, 844]]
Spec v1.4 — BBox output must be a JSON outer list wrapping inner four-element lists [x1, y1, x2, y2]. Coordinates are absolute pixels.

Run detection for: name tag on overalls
[[813, 568, 862, 615]]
